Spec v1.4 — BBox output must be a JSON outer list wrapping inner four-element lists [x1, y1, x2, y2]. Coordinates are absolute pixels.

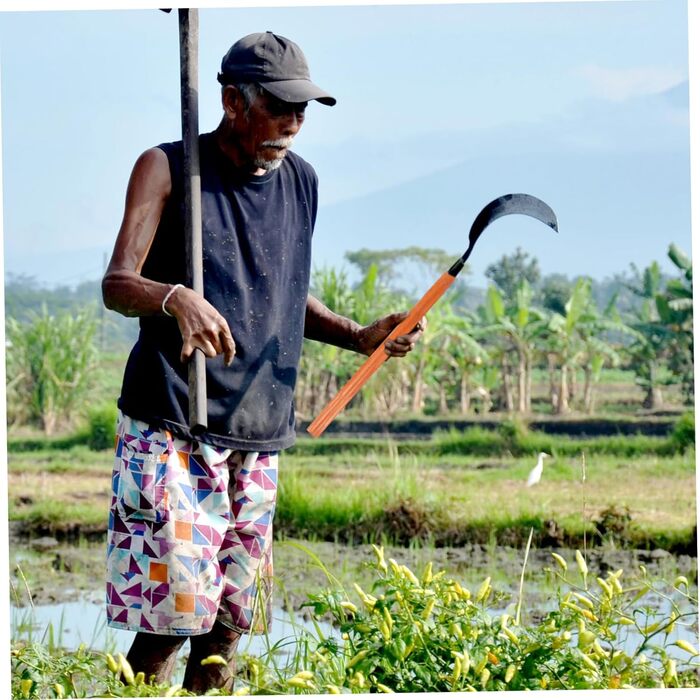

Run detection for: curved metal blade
[[450, 194, 558, 275]]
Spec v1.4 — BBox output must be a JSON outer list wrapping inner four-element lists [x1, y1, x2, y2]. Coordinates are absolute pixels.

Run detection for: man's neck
[[214, 122, 266, 177]]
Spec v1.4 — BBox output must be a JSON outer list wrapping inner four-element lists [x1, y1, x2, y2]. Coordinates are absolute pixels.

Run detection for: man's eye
[[267, 101, 306, 117]]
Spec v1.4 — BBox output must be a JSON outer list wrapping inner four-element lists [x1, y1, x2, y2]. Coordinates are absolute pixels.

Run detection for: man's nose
[[281, 112, 302, 135]]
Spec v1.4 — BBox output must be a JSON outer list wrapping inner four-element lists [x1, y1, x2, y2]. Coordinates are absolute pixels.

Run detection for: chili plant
[[10, 549, 699, 696], [238, 546, 698, 693]]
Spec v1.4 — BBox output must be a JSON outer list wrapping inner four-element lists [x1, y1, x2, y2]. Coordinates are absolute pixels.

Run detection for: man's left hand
[[355, 312, 427, 357]]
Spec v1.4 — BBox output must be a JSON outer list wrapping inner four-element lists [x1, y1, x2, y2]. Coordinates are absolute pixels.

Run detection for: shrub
[[498, 418, 530, 455], [669, 412, 695, 454], [86, 403, 118, 451]]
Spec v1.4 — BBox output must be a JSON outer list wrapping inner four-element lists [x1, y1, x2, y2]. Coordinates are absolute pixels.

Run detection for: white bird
[[526, 452, 550, 487]]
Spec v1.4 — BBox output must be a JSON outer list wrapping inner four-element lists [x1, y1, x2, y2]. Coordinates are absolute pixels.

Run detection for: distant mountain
[[3, 83, 690, 290], [307, 80, 690, 208], [312, 147, 691, 287]]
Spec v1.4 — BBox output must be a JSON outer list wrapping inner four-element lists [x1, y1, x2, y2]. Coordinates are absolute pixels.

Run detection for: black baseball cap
[[218, 31, 336, 106]]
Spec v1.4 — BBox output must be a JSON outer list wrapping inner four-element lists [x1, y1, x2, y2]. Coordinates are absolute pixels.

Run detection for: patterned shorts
[[106, 412, 278, 637]]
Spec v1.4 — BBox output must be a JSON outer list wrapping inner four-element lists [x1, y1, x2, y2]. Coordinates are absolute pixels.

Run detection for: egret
[[526, 452, 550, 487]]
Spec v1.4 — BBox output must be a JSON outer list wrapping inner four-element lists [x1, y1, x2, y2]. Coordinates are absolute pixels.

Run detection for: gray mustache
[[261, 138, 294, 149]]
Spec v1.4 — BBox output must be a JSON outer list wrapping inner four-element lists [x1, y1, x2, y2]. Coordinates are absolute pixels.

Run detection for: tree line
[[296, 244, 693, 419], [3, 244, 692, 434]]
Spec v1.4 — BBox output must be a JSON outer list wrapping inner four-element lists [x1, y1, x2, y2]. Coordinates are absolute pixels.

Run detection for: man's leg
[[182, 620, 241, 694], [179, 450, 276, 693], [126, 631, 186, 685]]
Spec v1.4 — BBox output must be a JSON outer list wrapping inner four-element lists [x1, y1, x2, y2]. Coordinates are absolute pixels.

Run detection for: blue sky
[[0, 0, 694, 290]]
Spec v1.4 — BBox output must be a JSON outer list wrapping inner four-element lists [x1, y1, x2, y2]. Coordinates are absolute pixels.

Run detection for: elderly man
[[102, 32, 424, 693]]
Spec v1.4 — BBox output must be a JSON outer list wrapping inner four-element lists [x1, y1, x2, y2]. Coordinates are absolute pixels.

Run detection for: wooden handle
[[179, 9, 208, 434], [307, 272, 456, 437]]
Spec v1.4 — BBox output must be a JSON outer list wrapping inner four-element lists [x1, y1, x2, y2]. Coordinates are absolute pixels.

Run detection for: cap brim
[[262, 79, 336, 106]]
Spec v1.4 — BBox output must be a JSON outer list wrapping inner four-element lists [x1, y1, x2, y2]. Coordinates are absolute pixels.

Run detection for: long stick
[[306, 272, 456, 437], [178, 9, 207, 434]]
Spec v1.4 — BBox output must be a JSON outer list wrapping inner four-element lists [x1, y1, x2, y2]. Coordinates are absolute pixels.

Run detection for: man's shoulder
[[154, 138, 184, 157]]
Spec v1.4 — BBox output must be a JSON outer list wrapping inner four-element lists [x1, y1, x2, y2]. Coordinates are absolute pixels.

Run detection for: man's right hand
[[165, 285, 236, 366]]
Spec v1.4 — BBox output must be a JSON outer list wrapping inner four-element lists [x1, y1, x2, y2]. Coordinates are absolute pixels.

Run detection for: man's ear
[[222, 85, 240, 120]]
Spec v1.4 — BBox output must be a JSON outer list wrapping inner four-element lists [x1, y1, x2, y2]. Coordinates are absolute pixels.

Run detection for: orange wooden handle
[[307, 272, 456, 437]]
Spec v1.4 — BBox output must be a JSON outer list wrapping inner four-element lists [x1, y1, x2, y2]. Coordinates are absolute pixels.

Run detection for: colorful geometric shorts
[[106, 412, 278, 637]]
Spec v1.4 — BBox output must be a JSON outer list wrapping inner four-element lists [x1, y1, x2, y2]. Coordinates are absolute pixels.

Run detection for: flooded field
[[10, 536, 698, 650]]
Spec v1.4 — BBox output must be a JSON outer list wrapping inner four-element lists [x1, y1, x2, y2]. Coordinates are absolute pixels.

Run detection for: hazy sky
[[0, 0, 695, 289]]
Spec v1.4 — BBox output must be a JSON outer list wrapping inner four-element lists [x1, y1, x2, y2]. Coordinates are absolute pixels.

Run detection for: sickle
[[307, 193, 559, 438]]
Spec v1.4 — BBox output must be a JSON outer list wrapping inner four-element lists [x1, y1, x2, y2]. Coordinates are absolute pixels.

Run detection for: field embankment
[[296, 414, 681, 439]]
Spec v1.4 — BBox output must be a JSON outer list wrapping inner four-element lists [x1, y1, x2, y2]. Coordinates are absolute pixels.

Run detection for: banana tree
[[352, 264, 411, 416], [625, 261, 674, 409], [546, 278, 593, 414], [418, 300, 486, 415], [477, 280, 548, 413], [576, 292, 637, 414], [298, 266, 356, 416], [660, 244, 693, 402], [6, 306, 98, 434], [404, 293, 456, 413]]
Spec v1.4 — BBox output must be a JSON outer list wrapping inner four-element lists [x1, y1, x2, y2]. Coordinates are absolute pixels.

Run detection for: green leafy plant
[[86, 403, 119, 451], [6, 306, 98, 435], [231, 548, 699, 694], [669, 412, 695, 454], [10, 550, 698, 696]]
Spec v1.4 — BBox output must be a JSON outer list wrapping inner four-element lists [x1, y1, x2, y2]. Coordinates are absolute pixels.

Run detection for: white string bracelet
[[162, 283, 185, 317]]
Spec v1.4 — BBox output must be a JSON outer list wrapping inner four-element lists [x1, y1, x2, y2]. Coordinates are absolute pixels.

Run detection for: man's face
[[229, 88, 307, 173]]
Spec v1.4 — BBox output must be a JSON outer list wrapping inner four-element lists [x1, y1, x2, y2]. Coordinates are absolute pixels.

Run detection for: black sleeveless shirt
[[118, 131, 317, 451]]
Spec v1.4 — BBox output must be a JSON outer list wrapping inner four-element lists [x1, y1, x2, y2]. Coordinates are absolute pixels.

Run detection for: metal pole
[[178, 8, 208, 434]]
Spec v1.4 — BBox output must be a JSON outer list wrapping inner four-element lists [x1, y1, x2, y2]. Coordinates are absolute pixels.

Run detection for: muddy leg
[[182, 620, 241, 693], [126, 631, 186, 685]]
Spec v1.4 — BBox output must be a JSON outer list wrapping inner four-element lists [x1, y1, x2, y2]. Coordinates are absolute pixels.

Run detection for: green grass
[[6, 416, 696, 550], [17, 501, 108, 531], [7, 445, 108, 473], [277, 448, 697, 551], [7, 445, 697, 551], [289, 423, 689, 459]]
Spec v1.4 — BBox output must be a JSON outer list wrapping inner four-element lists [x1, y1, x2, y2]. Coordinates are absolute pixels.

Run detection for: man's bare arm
[[102, 148, 235, 365], [304, 295, 425, 357]]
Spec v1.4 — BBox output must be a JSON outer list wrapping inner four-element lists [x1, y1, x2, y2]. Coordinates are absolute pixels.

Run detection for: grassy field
[[278, 447, 697, 551], [5, 359, 695, 551], [6, 434, 697, 552]]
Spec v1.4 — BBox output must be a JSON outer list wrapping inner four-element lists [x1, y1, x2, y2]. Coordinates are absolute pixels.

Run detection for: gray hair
[[221, 82, 263, 115]]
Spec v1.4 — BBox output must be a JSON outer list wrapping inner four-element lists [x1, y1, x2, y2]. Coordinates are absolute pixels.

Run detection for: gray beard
[[255, 138, 294, 171], [254, 155, 284, 171]]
